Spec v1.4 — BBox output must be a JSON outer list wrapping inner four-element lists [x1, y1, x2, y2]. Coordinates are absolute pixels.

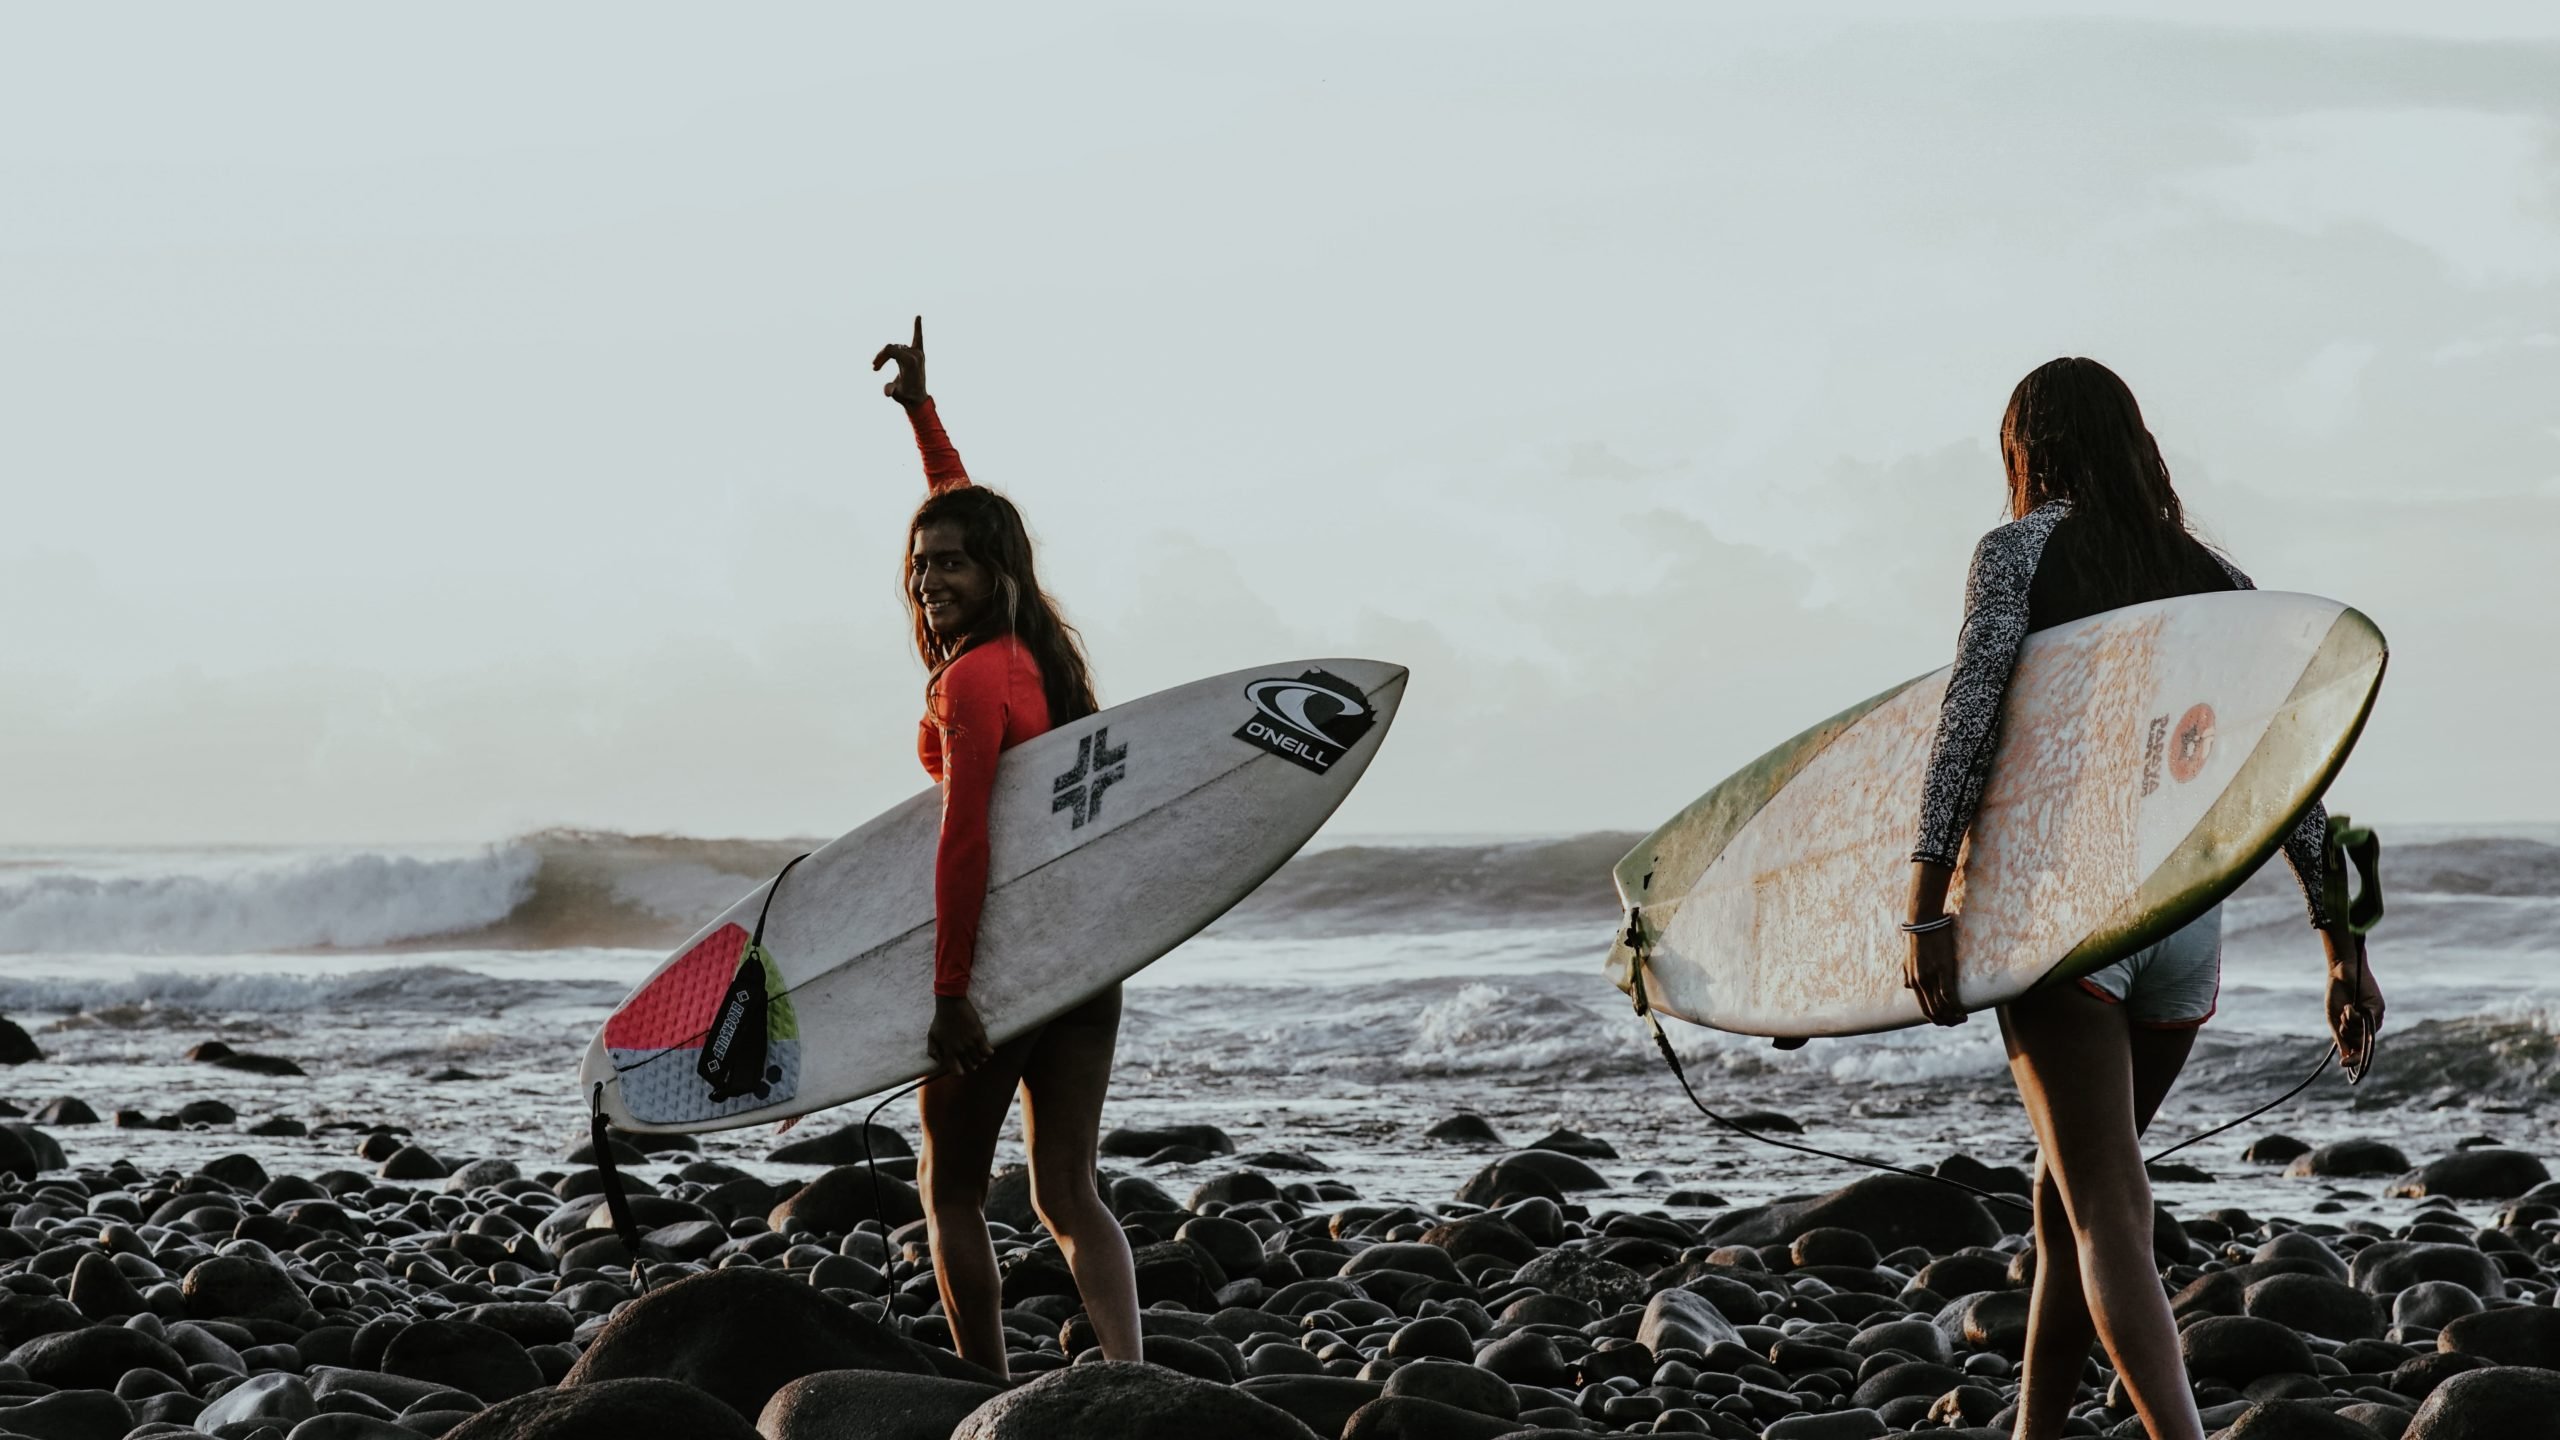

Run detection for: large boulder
[[381, 1318, 546, 1403], [769, 1165, 925, 1234], [757, 1370, 1003, 1440], [2287, 1139, 2410, 1178], [561, 1266, 933, 1420], [0, 1122, 63, 1175], [6, 1325, 190, 1389], [0, 1389, 134, 1440], [2438, 1309, 2560, 1370], [951, 1362, 1317, 1439], [1339, 1395, 1521, 1439], [2405, 1365, 2560, 1440], [2387, 1150, 2551, 1201], [1703, 1174, 2000, 1255], [445, 1376, 759, 1440]]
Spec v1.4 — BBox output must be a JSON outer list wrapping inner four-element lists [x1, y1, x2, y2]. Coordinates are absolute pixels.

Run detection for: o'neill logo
[[1234, 669, 1377, 775]]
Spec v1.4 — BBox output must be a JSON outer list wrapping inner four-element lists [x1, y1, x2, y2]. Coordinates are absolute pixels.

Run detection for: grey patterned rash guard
[[1911, 500, 2335, 928]]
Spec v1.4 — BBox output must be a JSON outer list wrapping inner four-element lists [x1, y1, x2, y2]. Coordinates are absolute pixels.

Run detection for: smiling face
[[910, 520, 997, 640]]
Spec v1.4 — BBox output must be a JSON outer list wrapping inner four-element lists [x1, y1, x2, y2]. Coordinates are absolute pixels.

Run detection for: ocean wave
[[0, 847, 542, 955], [0, 962, 607, 1019], [6, 827, 2553, 958]]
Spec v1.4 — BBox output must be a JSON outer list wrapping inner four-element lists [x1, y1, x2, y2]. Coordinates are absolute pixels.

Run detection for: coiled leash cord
[[1624, 816, 2386, 1215]]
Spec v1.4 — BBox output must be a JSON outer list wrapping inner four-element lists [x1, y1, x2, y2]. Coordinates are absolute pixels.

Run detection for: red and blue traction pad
[[602, 922, 803, 1126]]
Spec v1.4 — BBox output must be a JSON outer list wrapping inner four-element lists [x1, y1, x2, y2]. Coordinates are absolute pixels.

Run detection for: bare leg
[[918, 1032, 1034, 1378], [2006, 1012, 2198, 1438], [1020, 985, 1142, 1362], [1998, 987, 2203, 1440]]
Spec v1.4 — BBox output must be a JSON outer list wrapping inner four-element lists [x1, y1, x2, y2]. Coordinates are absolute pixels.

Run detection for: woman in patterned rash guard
[[1901, 358, 2385, 1440], [872, 318, 1140, 1376]]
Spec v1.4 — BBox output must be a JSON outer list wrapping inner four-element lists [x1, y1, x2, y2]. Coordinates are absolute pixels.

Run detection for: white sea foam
[[0, 845, 542, 955]]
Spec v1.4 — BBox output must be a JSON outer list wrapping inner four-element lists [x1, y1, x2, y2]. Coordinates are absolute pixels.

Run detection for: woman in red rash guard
[[872, 317, 1140, 1375]]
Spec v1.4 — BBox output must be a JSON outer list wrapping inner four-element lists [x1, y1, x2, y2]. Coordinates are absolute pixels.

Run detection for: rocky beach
[[0, 1074, 2556, 1440], [2, 828, 2558, 1438]]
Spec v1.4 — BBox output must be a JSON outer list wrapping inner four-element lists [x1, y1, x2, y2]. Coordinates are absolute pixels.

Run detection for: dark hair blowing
[[2000, 357, 2210, 601], [905, 485, 1098, 724]]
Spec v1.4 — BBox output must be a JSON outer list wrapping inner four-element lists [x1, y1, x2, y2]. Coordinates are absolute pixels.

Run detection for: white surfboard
[[1604, 592, 2384, 1038], [584, 659, 1407, 1132]]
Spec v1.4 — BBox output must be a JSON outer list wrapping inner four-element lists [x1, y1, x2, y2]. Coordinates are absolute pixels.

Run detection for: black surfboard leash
[[1622, 816, 2386, 1215]]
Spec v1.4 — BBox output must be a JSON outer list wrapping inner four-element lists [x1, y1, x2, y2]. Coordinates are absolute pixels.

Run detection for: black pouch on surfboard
[[697, 853, 808, 1104]]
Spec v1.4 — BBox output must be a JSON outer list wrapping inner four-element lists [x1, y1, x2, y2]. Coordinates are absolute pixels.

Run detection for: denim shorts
[[2075, 905, 2222, 1028]]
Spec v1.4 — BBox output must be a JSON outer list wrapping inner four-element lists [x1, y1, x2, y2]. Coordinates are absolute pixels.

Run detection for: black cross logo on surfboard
[[1052, 727, 1128, 829]]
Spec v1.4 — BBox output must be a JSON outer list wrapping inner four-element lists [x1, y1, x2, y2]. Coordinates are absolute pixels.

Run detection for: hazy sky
[[4, 2, 2555, 844]]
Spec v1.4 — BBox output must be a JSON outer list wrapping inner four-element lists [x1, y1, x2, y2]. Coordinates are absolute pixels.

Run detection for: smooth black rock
[[1934, 1291, 2032, 1360], [65, 1252, 146, 1321], [0, 1017, 40, 1065], [2213, 1398, 2386, 1437], [950, 1361, 1318, 1439], [0, 1388, 133, 1440], [756, 1370, 1002, 1440], [1422, 1115, 1506, 1147], [1100, 1125, 1235, 1158], [765, 1164, 927, 1235], [2355, 1244, 2504, 1300], [32, 1097, 98, 1126], [1175, 1216, 1267, 1278], [2387, 1150, 2552, 1201], [1339, 1394, 1519, 1439], [1234, 1375, 1382, 1438], [1473, 1330, 1572, 1388], [2394, 1282, 2485, 1332], [380, 1318, 545, 1403], [0, 1122, 65, 1171], [187, 1040, 307, 1076], [1451, 1158, 1560, 1207], [2288, 1139, 2411, 1178], [2243, 1273, 2382, 1342], [1710, 1173, 2000, 1257], [182, 1255, 308, 1322], [768, 1122, 915, 1167], [1378, 1357, 1517, 1419], [2405, 1364, 2560, 1439], [2181, 1315, 2318, 1386], [1415, 1214, 1537, 1266], [1524, 1128, 1617, 1159], [0, 1125, 40, 1182], [1191, 1171, 1283, 1210], [197, 1371, 319, 1432], [444, 1375, 759, 1440], [2438, 1308, 2560, 1369], [376, 1145, 449, 1180], [6, 1325, 189, 1389], [561, 1266, 934, 1420]]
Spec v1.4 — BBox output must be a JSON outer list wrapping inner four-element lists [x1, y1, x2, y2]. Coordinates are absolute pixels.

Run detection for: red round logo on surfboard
[[2169, 703, 2216, 784]]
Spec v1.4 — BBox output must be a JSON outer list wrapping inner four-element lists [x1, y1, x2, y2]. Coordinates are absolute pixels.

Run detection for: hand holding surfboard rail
[[1608, 591, 2387, 1038]]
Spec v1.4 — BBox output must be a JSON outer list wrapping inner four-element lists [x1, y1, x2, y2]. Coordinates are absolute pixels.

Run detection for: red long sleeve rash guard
[[909, 399, 1055, 997]]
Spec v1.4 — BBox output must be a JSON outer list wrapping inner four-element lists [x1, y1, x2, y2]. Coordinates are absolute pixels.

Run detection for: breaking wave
[[5, 828, 2555, 960]]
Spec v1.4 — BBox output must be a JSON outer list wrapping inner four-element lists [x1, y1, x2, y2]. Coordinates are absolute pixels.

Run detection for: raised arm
[[873, 315, 971, 494]]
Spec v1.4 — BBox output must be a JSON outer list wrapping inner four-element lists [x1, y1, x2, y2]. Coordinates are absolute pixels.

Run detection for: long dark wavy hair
[[2001, 357, 2213, 601], [905, 485, 1098, 724]]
